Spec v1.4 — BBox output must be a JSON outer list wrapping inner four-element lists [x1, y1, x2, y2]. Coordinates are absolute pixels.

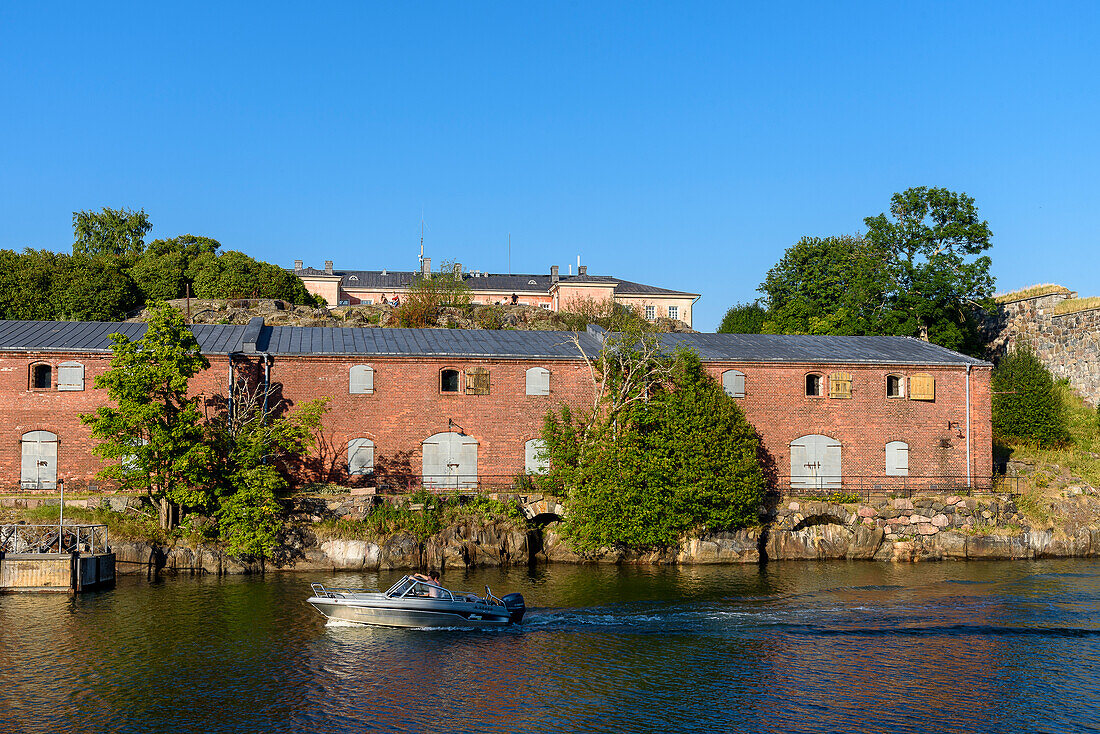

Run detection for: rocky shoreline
[[94, 488, 1100, 576]]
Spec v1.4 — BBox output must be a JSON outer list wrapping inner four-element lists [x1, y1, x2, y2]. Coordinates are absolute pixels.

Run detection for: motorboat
[[307, 575, 526, 629]]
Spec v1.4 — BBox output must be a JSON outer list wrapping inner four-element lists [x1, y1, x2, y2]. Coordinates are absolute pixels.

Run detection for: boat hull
[[308, 594, 515, 629]]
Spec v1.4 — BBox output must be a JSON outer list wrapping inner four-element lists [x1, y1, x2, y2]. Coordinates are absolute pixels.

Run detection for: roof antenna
[[508, 233, 511, 275], [418, 213, 425, 270]]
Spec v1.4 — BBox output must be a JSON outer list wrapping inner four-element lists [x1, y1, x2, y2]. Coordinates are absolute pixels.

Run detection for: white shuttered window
[[57, 361, 85, 391], [525, 367, 550, 396], [348, 438, 375, 475], [349, 365, 375, 394]]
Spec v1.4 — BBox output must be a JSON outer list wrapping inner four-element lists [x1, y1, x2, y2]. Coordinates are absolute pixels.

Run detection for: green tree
[[191, 250, 317, 304], [759, 234, 891, 335], [54, 254, 142, 321], [82, 303, 215, 528], [863, 187, 995, 353], [130, 234, 223, 302], [538, 333, 764, 552], [717, 301, 767, 334], [72, 207, 152, 257], [992, 347, 1070, 447], [0, 249, 62, 320]]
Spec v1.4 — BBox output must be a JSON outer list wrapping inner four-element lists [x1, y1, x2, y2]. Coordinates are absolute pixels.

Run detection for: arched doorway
[[790, 434, 841, 491], [422, 432, 478, 489], [21, 431, 58, 489]]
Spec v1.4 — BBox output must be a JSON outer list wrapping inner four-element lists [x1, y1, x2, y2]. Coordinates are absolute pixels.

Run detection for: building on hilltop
[[292, 258, 701, 327], [0, 318, 991, 495]]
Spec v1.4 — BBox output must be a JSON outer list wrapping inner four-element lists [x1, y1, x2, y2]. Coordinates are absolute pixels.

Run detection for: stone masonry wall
[[990, 289, 1100, 406]]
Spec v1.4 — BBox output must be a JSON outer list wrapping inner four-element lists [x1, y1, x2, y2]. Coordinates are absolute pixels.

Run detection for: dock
[[0, 524, 116, 593]]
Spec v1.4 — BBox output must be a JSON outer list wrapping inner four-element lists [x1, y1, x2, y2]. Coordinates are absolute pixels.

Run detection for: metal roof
[[0, 320, 988, 365], [656, 333, 991, 366]]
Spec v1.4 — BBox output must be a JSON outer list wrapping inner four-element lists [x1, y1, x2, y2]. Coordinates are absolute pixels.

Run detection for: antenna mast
[[508, 233, 511, 274], [418, 216, 425, 269]]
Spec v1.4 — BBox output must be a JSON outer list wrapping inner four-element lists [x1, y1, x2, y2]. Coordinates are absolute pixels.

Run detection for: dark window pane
[[441, 369, 459, 392]]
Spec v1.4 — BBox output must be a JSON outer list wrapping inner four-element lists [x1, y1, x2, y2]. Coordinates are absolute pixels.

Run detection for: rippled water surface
[[3, 560, 1100, 733]]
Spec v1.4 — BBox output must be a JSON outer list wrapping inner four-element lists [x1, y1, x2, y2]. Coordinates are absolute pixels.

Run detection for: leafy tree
[[760, 235, 891, 335], [717, 301, 767, 334], [82, 303, 215, 528], [395, 262, 473, 326], [130, 234, 223, 303], [863, 187, 995, 353], [192, 250, 317, 304], [538, 333, 764, 552], [992, 347, 1070, 447], [54, 254, 142, 321], [0, 249, 62, 320], [72, 207, 152, 257]]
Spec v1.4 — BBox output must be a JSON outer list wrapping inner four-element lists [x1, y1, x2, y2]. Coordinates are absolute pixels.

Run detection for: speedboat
[[307, 575, 526, 629]]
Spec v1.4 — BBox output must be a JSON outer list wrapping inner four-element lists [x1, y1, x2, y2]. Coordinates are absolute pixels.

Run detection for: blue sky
[[2, 2, 1098, 330]]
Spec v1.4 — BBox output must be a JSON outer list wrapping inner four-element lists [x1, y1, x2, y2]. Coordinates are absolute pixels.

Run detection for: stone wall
[[989, 289, 1100, 406]]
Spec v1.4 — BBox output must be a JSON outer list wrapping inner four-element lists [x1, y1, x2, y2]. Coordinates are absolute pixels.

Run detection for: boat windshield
[[385, 575, 457, 600]]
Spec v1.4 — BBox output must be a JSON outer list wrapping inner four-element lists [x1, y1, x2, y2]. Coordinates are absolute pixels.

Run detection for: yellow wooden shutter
[[829, 371, 852, 398], [465, 367, 490, 395], [910, 373, 935, 401]]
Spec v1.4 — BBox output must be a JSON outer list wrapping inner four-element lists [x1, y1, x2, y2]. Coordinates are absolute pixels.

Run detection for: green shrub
[[992, 347, 1071, 447]]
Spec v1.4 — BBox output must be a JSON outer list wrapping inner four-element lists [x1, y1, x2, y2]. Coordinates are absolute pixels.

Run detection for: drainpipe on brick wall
[[965, 364, 972, 489]]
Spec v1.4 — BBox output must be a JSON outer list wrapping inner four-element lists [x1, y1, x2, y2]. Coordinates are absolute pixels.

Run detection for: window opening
[[466, 367, 490, 395], [829, 371, 852, 399], [645, 305, 655, 320], [886, 374, 904, 398], [668, 305, 679, 320], [441, 369, 460, 393], [805, 373, 823, 397], [32, 364, 52, 390], [722, 369, 745, 398], [58, 361, 85, 391]]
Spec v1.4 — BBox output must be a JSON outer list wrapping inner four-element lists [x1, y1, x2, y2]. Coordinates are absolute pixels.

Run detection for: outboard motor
[[501, 593, 526, 624]]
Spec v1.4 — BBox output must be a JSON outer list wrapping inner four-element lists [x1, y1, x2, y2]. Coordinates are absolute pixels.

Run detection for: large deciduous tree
[[82, 303, 214, 528], [72, 207, 152, 257], [755, 187, 995, 355]]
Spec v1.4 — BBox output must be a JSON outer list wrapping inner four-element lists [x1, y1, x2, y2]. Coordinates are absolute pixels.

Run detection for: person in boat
[[412, 571, 443, 597]]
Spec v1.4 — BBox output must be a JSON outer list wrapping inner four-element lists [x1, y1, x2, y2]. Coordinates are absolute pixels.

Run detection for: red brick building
[[0, 319, 991, 493]]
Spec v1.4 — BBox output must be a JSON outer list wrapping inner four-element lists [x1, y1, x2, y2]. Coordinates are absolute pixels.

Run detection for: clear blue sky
[[2, 2, 1098, 330]]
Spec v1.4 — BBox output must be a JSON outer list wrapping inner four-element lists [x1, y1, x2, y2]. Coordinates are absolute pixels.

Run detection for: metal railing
[[770, 475, 1019, 501], [0, 524, 109, 555]]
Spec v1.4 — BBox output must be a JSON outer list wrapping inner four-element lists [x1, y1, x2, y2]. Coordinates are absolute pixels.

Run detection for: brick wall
[[0, 350, 992, 491]]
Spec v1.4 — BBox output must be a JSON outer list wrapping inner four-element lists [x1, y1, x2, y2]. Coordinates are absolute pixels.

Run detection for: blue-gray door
[[21, 430, 58, 489], [790, 434, 841, 490], [422, 432, 478, 489]]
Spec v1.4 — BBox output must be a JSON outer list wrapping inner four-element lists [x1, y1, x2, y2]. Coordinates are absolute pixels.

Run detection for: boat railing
[[311, 577, 494, 604]]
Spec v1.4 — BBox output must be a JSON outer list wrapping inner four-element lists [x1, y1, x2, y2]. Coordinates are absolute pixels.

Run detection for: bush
[[718, 302, 767, 334], [992, 347, 1071, 447]]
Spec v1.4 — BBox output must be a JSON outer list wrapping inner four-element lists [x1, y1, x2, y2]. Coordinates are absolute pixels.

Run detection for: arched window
[[790, 434, 841, 490], [31, 363, 52, 390], [21, 431, 58, 489], [886, 441, 909, 476], [349, 365, 375, 394], [57, 361, 85, 391], [525, 438, 549, 474], [722, 369, 746, 398], [348, 438, 375, 476], [805, 373, 823, 397], [422, 432, 478, 488], [440, 369, 460, 393], [525, 367, 550, 396], [886, 374, 904, 398]]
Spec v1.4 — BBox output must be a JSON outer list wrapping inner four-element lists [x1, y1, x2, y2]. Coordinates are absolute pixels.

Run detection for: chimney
[[421, 257, 431, 278], [324, 260, 333, 275], [294, 259, 303, 270], [578, 265, 587, 276], [550, 265, 559, 284]]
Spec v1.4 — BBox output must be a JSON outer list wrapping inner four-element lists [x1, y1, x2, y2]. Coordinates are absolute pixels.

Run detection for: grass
[[13, 505, 167, 543], [995, 284, 1072, 303], [997, 380, 1100, 494], [1053, 296, 1100, 315]]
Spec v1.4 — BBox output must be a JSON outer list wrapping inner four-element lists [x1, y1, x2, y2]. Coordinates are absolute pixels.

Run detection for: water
[[3, 561, 1100, 733]]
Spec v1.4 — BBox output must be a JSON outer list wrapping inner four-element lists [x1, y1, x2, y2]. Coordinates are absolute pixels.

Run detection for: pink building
[[293, 258, 700, 328]]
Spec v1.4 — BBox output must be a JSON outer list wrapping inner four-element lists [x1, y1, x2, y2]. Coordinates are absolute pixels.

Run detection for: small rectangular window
[[31, 364, 52, 390], [668, 306, 679, 320], [466, 367, 490, 395], [806, 374, 823, 397], [441, 369, 460, 393], [886, 374, 904, 398], [57, 362, 85, 391], [540, 303, 551, 309], [645, 305, 655, 320]]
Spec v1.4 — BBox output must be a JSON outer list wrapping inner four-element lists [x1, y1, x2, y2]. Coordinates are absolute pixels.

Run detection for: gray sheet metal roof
[[657, 333, 990, 366], [0, 320, 987, 365]]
